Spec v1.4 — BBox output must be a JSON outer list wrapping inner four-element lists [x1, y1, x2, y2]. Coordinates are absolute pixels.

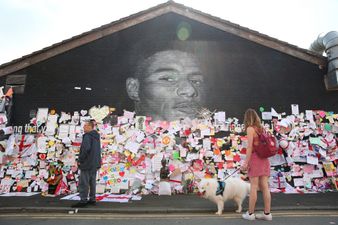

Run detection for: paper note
[[293, 178, 305, 187], [0, 113, 7, 124], [134, 172, 145, 181], [172, 151, 180, 160], [318, 111, 326, 118], [180, 148, 187, 158], [214, 111, 226, 125], [203, 138, 211, 150], [307, 153, 318, 165], [186, 153, 199, 161], [135, 116, 146, 130], [319, 148, 327, 158], [39, 169, 49, 179], [323, 162, 336, 176], [110, 185, 121, 194], [204, 150, 213, 158], [311, 168, 324, 178], [217, 169, 225, 179], [68, 125, 76, 140], [75, 126, 82, 137], [303, 165, 314, 174], [269, 154, 287, 166], [309, 137, 321, 145], [89, 106, 109, 123], [332, 125, 338, 134], [125, 141, 140, 154], [262, 112, 272, 120], [145, 180, 154, 190], [24, 170, 34, 179], [213, 154, 223, 162], [120, 179, 129, 189], [17, 180, 29, 188], [271, 108, 279, 118], [36, 108, 48, 126], [58, 124, 69, 139], [136, 131, 145, 143], [306, 110, 314, 122], [117, 116, 129, 125], [152, 153, 163, 172], [291, 104, 299, 115], [123, 110, 135, 119], [59, 112, 71, 123]]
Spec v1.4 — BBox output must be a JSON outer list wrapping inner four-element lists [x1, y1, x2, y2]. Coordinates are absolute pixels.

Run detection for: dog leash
[[215, 168, 241, 196], [222, 168, 241, 181]]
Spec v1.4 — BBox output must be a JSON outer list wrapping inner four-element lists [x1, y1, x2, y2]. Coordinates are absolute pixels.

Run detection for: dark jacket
[[78, 130, 101, 170]]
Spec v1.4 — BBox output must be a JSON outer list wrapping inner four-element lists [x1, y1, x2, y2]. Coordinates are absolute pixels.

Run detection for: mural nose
[[176, 81, 197, 97]]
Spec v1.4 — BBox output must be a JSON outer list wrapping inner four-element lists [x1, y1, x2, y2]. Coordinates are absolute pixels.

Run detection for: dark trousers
[[79, 169, 97, 202]]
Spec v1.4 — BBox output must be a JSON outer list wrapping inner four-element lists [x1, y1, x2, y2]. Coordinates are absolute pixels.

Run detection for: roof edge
[[167, 3, 326, 66], [0, 1, 173, 77], [0, 1, 327, 77]]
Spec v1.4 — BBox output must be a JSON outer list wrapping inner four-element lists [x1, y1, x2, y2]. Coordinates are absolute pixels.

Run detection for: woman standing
[[241, 108, 272, 221]]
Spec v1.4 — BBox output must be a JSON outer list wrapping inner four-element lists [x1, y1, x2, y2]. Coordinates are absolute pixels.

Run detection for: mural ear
[[126, 78, 140, 101]]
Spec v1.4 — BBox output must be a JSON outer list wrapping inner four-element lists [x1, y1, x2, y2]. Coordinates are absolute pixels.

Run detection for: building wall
[[2, 13, 337, 125]]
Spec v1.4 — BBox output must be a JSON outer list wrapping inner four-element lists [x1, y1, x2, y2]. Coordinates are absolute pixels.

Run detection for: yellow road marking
[[0, 210, 337, 220]]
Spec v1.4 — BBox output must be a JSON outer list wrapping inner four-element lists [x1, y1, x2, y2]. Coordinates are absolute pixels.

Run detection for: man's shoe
[[71, 201, 88, 208], [256, 212, 272, 221], [242, 211, 255, 220], [87, 200, 96, 205]]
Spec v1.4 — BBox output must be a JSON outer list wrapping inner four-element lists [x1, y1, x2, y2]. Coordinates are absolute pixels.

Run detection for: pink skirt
[[248, 152, 270, 177]]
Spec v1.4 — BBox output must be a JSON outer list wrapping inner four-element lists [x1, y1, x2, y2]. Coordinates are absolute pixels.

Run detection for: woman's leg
[[248, 177, 259, 214], [259, 176, 271, 213]]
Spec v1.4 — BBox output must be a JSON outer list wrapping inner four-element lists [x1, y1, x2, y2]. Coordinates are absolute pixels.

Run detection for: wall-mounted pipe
[[310, 31, 338, 90]]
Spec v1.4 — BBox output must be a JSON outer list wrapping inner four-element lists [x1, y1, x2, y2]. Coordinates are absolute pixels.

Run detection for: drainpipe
[[310, 31, 338, 90]]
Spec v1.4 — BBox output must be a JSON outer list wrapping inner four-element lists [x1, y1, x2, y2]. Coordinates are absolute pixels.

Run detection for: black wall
[[2, 13, 337, 125]]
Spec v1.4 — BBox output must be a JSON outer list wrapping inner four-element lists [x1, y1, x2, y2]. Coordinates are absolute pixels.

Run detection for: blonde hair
[[243, 108, 263, 131]]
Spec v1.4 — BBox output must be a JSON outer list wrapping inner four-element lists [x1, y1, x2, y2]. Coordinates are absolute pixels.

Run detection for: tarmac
[[0, 191, 338, 214]]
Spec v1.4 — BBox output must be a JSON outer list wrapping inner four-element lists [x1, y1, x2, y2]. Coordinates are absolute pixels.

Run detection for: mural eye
[[159, 76, 175, 82], [190, 79, 203, 86]]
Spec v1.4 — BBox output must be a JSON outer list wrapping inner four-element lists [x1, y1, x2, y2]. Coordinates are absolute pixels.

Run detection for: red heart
[[233, 154, 241, 162], [119, 171, 125, 177], [17, 186, 23, 192], [240, 148, 247, 154]]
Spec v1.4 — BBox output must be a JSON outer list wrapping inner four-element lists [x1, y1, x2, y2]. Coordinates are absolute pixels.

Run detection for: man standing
[[72, 120, 101, 208]]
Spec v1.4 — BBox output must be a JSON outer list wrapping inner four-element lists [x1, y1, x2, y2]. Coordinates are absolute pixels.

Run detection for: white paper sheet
[[36, 108, 48, 126], [305, 110, 314, 122], [291, 104, 299, 115], [125, 141, 141, 154], [307, 153, 318, 165], [293, 178, 305, 187], [203, 138, 211, 150], [45, 114, 58, 136], [58, 124, 70, 139], [262, 112, 272, 120], [151, 153, 163, 172]]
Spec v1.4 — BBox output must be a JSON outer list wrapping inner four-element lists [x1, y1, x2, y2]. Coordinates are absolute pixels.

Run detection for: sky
[[0, 0, 337, 65]]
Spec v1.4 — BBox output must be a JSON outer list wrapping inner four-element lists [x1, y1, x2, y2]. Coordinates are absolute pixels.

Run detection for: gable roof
[[0, 0, 326, 77]]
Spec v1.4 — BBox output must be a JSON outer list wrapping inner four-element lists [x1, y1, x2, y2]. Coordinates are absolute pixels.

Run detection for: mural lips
[[173, 101, 199, 115]]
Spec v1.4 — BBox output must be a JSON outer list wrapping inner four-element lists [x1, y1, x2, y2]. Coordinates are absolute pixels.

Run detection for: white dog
[[198, 178, 250, 215]]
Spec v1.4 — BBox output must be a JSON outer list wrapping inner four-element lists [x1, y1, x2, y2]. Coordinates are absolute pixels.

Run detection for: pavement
[[0, 192, 338, 214]]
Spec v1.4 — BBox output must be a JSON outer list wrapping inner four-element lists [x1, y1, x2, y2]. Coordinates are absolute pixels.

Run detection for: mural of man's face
[[127, 50, 205, 121]]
